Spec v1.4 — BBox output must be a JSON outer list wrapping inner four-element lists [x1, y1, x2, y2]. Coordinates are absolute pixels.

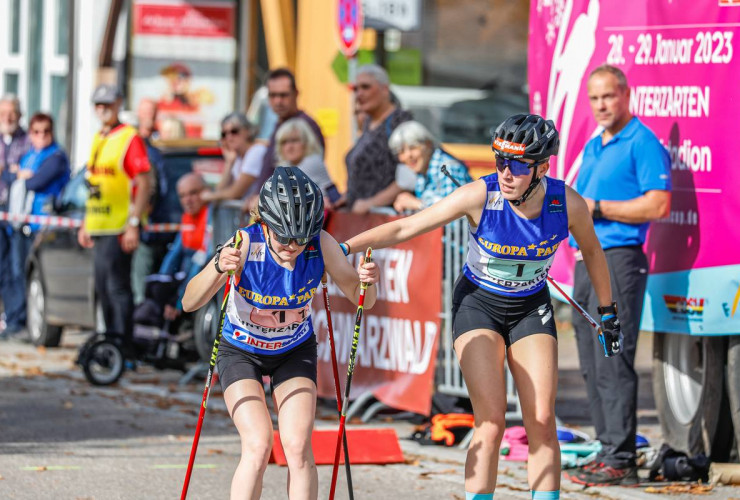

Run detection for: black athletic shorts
[[451, 275, 557, 348], [216, 335, 318, 393]]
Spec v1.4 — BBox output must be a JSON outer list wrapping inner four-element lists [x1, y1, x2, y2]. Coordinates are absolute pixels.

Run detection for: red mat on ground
[[269, 428, 404, 465]]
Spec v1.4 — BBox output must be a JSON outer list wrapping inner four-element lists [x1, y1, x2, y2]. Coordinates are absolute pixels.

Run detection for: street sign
[[363, 0, 421, 31], [337, 0, 364, 57]]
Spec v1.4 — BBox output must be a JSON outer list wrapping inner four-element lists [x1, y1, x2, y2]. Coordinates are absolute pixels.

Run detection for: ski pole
[[321, 273, 354, 498], [329, 247, 372, 500], [181, 232, 243, 500]]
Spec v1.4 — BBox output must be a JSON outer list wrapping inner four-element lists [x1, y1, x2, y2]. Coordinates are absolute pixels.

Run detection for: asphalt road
[[1, 328, 738, 499]]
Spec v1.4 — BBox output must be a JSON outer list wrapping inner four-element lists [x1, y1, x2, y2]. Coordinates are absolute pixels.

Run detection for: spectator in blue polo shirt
[[567, 64, 671, 487]]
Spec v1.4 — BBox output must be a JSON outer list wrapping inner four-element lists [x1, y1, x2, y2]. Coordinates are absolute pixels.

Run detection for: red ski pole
[[181, 233, 242, 500], [329, 248, 372, 500], [322, 273, 354, 498]]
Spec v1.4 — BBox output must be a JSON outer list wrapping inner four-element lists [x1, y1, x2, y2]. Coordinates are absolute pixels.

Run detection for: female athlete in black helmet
[[344, 114, 621, 500], [183, 167, 379, 499]]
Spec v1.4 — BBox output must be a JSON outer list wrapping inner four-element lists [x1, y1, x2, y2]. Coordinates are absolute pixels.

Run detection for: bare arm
[[591, 190, 671, 224], [182, 231, 247, 312], [567, 186, 613, 308], [208, 173, 256, 201], [352, 181, 404, 214], [132, 172, 151, 220], [345, 179, 487, 255], [321, 231, 379, 309], [216, 150, 237, 190]]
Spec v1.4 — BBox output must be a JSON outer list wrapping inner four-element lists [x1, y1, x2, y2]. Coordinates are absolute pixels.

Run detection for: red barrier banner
[[311, 212, 443, 416]]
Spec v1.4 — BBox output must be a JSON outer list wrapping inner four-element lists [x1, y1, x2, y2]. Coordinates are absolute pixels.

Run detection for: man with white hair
[[0, 94, 31, 338]]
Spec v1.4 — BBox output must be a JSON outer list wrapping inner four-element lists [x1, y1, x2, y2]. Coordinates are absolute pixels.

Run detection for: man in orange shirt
[[78, 84, 151, 341]]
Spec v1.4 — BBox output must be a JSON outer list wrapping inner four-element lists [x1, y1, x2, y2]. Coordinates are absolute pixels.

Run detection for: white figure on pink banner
[[546, 0, 600, 183]]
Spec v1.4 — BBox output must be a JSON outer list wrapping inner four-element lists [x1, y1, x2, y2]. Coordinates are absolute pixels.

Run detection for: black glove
[[598, 302, 623, 357]]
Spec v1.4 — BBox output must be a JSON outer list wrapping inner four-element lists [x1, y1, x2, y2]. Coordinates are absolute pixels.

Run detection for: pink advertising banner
[[529, 1, 740, 334]]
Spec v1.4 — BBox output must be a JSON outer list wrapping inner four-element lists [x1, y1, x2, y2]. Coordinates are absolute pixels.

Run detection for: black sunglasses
[[221, 127, 241, 139], [272, 232, 311, 246]]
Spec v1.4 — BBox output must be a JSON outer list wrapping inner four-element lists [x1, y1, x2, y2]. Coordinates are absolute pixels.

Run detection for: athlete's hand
[[599, 314, 624, 357], [216, 244, 242, 274], [357, 255, 379, 286]]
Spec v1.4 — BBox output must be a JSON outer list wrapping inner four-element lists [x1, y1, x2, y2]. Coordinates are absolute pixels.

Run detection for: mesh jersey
[[463, 174, 569, 297], [221, 224, 325, 355]]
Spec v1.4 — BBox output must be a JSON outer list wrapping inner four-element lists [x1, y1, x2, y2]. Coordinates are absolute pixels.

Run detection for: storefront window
[[10, 0, 21, 54], [56, 0, 69, 56], [27, 0, 45, 115], [51, 75, 67, 144], [4, 73, 19, 95]]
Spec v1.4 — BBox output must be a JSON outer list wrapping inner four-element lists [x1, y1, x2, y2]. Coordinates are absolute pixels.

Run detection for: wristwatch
[[592, 200, 603, 220], [128, 215, 141, 228]]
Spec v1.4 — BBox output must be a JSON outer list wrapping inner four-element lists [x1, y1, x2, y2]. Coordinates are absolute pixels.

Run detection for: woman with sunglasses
[[202, 112, 266, 203], [342, 114, 621, 500], [183, 167, 379, 500], [5, 112, 70, 340]]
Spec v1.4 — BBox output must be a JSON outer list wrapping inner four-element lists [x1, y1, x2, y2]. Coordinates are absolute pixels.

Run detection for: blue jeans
[[0, 225, 28, 331]]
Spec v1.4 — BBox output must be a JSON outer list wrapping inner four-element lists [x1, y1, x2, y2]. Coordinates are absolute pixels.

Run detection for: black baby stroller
[[77, 272, 200, 385]]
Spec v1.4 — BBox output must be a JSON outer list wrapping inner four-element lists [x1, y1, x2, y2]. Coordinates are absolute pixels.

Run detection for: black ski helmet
[[492, 114, 559, 162], [491, 114, 559, 206], [258, 166, 324, 240]]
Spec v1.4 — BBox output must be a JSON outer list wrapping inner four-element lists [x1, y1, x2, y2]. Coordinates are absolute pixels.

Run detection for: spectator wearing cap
[[342, 64, 413, 214], [0, 94, 31, 338], [245, 68, 325, 212], [77, 84, 152, 342], [202, 112, 266, 203], [388, 120, 472, 212]]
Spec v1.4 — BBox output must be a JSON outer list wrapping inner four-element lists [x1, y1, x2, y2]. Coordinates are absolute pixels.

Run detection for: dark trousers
[[0, 226, 28, 330], [94, 235, 134, 339], [572, 246, 648, 468]]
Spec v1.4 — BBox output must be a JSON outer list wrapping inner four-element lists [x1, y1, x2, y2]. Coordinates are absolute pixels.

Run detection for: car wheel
[[26, 269, 63, 347], [194, 298, 220, 362], [82, 339, 125, 386]]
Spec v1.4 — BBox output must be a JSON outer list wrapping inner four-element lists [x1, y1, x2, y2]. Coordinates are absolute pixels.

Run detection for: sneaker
[[568, 462, 639, 486]]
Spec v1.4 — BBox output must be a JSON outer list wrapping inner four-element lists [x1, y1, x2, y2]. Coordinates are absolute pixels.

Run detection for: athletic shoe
[[568, 463, 639, 486]]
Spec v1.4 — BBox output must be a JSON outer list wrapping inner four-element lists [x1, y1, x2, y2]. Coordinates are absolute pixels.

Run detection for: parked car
[[25, 142, 224, 357]]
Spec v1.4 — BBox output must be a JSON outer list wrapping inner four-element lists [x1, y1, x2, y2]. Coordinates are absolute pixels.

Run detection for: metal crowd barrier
[[438, 218, 522, 448], [212, 200, 249, 245]]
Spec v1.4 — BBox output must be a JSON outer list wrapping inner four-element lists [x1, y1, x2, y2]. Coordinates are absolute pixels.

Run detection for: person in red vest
[[157, 172, 212, 321]]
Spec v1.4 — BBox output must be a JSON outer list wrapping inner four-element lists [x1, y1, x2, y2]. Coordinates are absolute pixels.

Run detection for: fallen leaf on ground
[[644, 484, 713, 495], [207, 449, 223, 455], [62, 401, 74, 409]]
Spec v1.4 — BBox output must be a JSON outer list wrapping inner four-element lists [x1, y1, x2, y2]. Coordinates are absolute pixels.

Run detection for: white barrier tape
[[0, 212, 192, 233]]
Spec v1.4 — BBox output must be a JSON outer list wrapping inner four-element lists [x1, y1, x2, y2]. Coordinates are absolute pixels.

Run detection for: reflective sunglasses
[[220, 127, 241, 139], [272, 232, 311, 246], [495, 156, 542, 176]]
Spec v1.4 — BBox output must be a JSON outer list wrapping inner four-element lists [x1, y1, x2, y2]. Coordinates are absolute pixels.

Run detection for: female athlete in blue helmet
[[344, 114, 621, 500], [183, 167, 379, 499]]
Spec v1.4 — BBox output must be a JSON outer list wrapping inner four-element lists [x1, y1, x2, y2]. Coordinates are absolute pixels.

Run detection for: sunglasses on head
[[272, 233, 311, 246], [495, 156, 543, 176], [221, 127, 241, 139]]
